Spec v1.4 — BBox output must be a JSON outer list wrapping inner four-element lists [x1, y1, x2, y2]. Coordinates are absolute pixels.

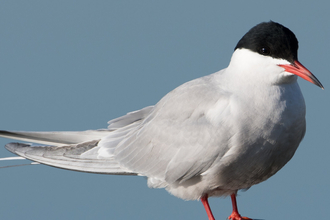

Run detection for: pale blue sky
[[1, 1, 329, 220]]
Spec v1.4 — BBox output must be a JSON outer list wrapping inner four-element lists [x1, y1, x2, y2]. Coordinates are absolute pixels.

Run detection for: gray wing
[[4, 141, 134, 174], [98, 72, 232, 184], [2, 72, 232, 183], [0, 107, 154, 174], [0, 130, 111, 146]]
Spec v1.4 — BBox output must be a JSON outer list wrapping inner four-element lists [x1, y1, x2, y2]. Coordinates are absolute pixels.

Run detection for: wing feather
[[2, 72, 232, 185], [99, 73, 232, 184], [5, 141, 135, 174]]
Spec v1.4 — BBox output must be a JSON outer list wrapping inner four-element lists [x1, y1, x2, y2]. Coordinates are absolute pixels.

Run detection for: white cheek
[[228, 49, 298, 86], [272, 58, 290, 66]]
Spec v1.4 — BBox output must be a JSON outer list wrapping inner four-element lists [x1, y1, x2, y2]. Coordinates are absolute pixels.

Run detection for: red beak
[[278, 61, 324, 89]]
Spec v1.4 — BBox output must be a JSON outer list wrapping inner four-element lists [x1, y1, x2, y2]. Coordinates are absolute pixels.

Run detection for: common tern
[[0, 21, 323, 220]]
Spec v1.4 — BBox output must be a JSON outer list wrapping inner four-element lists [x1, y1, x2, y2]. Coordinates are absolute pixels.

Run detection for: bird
[[0, 21, 323, 220]]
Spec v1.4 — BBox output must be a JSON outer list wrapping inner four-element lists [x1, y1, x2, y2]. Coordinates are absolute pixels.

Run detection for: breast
[[202, 82, 307, 192]]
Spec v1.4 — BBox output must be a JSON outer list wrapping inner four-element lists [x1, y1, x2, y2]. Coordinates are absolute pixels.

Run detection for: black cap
[[235, 21, 298, 64]]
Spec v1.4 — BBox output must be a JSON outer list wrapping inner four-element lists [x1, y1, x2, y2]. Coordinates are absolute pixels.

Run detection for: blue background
[[0, 1, 329, 220]]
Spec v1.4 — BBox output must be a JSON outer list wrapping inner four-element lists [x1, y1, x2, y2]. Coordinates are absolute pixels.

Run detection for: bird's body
[[0, 21, 323, 220], [136, 48, 306, 200]]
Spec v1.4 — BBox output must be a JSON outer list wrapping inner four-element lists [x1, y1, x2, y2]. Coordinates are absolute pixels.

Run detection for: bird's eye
[[259, 47, 270, 55]]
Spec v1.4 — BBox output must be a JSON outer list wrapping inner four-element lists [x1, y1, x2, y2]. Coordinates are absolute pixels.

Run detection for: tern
[[0, 21, 323, 220]]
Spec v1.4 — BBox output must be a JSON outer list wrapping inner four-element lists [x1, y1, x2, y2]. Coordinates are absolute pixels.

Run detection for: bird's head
[[233, 21, 323, 89]]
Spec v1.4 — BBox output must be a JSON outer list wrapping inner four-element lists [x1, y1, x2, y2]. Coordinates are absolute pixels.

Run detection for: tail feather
[[0, 130, 111, 146], [5, 141, 136, 175], [0, 107, 153, 174]]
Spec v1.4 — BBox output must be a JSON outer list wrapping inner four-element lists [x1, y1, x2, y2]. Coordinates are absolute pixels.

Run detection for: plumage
[[0, 21, 323, 220]]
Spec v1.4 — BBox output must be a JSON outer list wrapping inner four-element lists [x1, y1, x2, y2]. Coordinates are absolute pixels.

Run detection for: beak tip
[[313, 79, 324, 90]]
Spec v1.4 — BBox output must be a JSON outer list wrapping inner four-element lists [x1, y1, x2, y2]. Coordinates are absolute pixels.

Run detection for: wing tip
[[5, 142, 31, 154]]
